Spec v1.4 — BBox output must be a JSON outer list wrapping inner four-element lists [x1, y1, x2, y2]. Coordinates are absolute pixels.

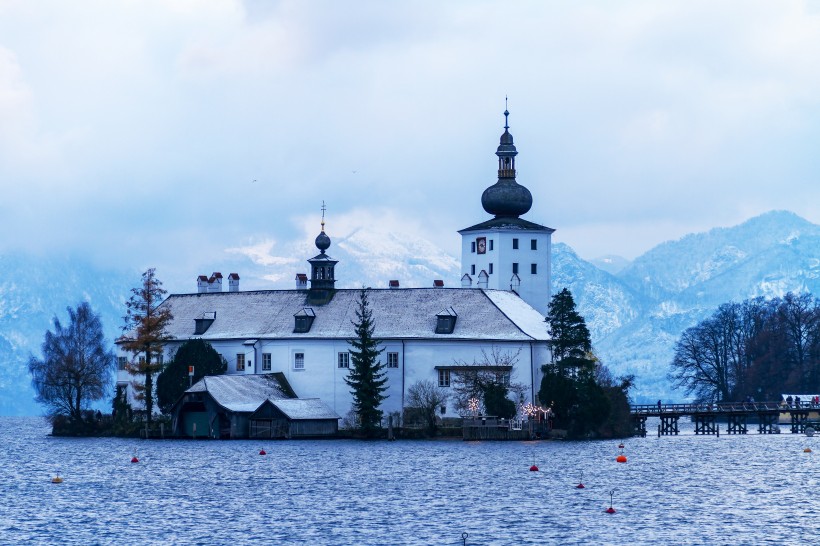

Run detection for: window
[[531, 239, 537, 250], [262, 353, 271, 371], [496, 372, 511, 386], [471, 241, 476, 253], [294, 352, 305, 370], [338, 352, 350, 369], [513, 238, 519, 249], [117, 356, 128, 370], [438, 369, 451, 388], [236, 353, 245, 371], [387, 352, 399, 368], [489, 240, 494, 251], [531, 263, 537, 274], [512, 263, 519, 275], [138, 355, 146, 366], [156, 353, 163, 367], [471, 264, 475, 275], [489, 263, 493, 274]]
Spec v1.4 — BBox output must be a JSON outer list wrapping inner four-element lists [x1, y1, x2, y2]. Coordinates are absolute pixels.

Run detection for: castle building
[[116, 110, 554, 434]]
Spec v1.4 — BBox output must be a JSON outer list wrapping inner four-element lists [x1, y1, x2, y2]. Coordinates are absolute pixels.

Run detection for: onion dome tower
[[457, 104, 554, 318], [481, 109, 533, 218], [308, 203, 338, 294]]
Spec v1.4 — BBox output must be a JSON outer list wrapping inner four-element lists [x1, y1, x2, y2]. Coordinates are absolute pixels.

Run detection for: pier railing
[[631, 401, 788, 416]]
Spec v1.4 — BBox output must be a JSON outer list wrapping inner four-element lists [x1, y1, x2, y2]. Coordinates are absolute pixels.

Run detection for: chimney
[[208, 272, 223, 292], [295, 273, 308, 290], [228, 273, 240, 292], [433, 279, 444, 288], [197, 275, 209, 293], [388, 280, 400, 289], [461, 273, 472, 288], [477, 270, 488, 289]]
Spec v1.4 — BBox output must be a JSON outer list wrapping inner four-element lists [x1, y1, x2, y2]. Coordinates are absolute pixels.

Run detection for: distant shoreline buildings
[[116, 109, 556, 437]]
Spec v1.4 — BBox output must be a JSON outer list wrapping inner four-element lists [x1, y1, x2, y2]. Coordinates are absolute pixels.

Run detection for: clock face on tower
[[476, 237, 486, 254]]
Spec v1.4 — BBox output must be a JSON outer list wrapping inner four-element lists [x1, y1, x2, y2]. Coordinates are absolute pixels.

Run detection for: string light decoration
[[468, 397, 480, 416]]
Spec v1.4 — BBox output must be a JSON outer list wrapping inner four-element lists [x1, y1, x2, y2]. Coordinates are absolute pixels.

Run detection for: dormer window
[[194, 312, 216, 335], [293, 308, 316, 333], [435, 307, 458, 334]]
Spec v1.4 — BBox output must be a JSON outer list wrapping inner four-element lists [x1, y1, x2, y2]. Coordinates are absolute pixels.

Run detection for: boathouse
[[171, 373, 339, 439]]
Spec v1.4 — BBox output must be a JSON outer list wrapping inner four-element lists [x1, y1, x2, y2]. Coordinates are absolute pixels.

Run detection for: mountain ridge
[[2, 209, 818, 413]]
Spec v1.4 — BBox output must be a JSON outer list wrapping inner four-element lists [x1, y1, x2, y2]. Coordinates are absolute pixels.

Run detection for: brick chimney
[[433, 279, 444, 288], [388, 280, 400, 289]]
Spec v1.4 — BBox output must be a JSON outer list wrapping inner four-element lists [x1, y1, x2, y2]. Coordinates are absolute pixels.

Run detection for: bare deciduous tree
[[28, 302, 114, 423], [406, 379, 449, 433]]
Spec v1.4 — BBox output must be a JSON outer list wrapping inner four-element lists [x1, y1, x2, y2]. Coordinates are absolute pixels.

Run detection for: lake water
[[2, 416, 819, 545]]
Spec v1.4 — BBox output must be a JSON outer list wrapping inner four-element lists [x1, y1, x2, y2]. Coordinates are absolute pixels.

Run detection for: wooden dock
[[631, 401, 817, 436]]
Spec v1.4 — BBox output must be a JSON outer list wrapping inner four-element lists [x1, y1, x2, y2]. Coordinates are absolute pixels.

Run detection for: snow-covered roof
[[187, 374, 293, 412], [483, 290, 550, 340], [152, 288, 549, 342], [271, 398, 340, 420]]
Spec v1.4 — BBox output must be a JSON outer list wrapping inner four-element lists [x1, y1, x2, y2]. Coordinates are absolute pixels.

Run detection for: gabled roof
[[270, 398, 340, 420], [187, 373, 295, 412], [151, 288, 549, 342]]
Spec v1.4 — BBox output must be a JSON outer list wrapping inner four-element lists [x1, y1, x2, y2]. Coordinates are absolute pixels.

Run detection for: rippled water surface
[[3, 416, 820, 545]]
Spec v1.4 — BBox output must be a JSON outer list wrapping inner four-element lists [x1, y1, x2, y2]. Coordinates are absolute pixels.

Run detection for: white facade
[[116, 288, 552, 419], [459, 227, 552, 317]]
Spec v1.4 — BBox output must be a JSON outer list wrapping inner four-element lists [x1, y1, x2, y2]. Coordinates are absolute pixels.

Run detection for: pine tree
[[121, 268, 173, 426], [345, 289, 387, 437]]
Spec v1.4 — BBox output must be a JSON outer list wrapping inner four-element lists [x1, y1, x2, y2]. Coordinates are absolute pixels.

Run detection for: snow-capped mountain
[[586, 211, 820, 402], [2, 210, 818, 414]]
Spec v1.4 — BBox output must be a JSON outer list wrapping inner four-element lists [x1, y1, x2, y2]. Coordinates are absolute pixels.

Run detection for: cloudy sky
[[1, 0, 819, 290]]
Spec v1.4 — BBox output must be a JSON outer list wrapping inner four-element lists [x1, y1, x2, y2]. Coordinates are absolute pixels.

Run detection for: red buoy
[[576, 483, 585, 489], [618, 443, 625, 449], [259, 449, 267, 456], [616, 454, 627, 463], [131, 456, 139, 463], [529, 465, 539, 472], [605, 507, 616, 514]]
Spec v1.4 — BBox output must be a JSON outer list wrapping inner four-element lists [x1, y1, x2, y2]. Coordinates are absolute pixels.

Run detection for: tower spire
[[479, 104, 533, 218], [320, 200, 326, 232]]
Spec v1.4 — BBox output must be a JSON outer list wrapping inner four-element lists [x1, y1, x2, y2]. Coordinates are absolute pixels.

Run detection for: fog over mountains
[[2, 210, 818, 414]]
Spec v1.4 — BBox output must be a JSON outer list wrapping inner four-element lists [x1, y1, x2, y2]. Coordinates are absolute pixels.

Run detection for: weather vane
[[321, 201, 326, 231]]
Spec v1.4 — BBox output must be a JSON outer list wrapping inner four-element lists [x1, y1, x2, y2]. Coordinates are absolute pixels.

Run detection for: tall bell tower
[[458, 107, 554, 316]]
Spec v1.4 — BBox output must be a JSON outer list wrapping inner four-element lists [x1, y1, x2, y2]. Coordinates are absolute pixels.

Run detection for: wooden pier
[[630, 401, 818, 436]]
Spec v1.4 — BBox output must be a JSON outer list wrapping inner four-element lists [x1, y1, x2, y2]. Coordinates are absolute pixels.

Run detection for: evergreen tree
[[157, 339, 226, 414], [540, 287, 627, 438], [546, 288, 592, 374], [345, 289, 387, 437], [28, 302, 115, 424], [121, 268, 173, 426]]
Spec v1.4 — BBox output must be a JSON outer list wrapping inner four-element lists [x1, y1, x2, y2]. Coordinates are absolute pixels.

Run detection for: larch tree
[[28, 302, 115, 424], [345, 288, 387, 437], [121, 268, 173, 425]]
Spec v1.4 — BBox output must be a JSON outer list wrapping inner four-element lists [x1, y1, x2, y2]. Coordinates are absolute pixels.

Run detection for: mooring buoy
[[529, 465, 539, 472]]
